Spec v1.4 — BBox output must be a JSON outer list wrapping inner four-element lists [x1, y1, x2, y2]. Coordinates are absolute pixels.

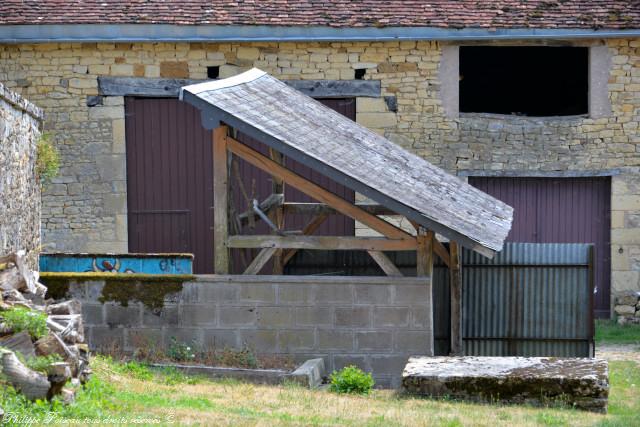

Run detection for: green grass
[[0, 355, 638, 426], [595, 319, 640, 345]]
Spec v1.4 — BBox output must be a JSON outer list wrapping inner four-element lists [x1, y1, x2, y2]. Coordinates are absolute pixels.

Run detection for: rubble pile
[[0, 251, 90, 411]]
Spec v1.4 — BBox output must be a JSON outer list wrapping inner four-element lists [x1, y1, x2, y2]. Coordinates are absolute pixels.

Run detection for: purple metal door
[[469, 177, 611, 318], [126, 97, 355, 274]]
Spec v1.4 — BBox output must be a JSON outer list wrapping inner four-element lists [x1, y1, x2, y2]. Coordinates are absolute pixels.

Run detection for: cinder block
[[238, 330, 278, 352], [370, 354, 409, 376], [219, 306, 257, 326], [143, 305, 179, 327], [126, 328, 163, 350], [316, 285, 353, 304], [353, 285, 391, 304], [82, 303, 104, 326], [105, 303, 140, 327], [373, 307, 410, 327], [394, 285, 430, 304], [294, 307, 332, 326], [165, 328, 203, 346], [332, 355, 369, 372], [197, 283, 238, 303], [317, 329, 354, 351], [278, 330, 315, 351], [410, 306, 433, 330], [239, 284, 276, 303], [90, 326, 124, 352], [395, 331, 432, 352], [180, 304, 216, 326], [256, 307, 293, 327], [278, 284, 314, 304], [202, 329, 238, 350], [335, 307, 370, 328], [356, 331, 392, 350]]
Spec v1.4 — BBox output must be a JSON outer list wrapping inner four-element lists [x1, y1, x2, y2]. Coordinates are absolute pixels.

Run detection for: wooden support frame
[[282, 213, 329, 266], [367, 251, 403, 277], [228, 235, 417, 251], [213, 126, 230, 274], [225, 136, 414, 242], [449, 241, 463, 355]]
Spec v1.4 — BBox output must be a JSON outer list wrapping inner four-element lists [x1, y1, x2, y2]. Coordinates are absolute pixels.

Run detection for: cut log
[[0, 350, 50, 400], [47, 362, 71, 398], [61, 388, 76, 404], [35, 333, 67, 358], [0, 267, 26, 292], [0, 251, 37, 294], [0, 331, 36, 360], [46, 300, 82, 316], [48, 314, 84, 344]]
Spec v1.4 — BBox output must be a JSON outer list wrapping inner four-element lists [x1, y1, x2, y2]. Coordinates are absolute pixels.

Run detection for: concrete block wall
[[66, 275, 433, 388]]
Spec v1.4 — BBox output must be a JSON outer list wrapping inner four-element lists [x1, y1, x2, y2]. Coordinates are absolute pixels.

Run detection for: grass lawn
[[0, 355, 637, 426], [595, 319, 640, 345]]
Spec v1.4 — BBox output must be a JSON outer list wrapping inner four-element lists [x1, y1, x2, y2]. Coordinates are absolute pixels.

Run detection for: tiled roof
[[1, 1, 639, 29]]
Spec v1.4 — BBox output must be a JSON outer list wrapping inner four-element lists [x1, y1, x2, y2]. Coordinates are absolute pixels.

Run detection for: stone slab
[[289, 358, 326, 388], [402, 356, 609, 413]]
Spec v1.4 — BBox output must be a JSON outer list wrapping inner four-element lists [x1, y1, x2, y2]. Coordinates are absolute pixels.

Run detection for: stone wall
[[55, 275, 433, 388], [0, 37, 639, 302], [0, 82, 42, 269]]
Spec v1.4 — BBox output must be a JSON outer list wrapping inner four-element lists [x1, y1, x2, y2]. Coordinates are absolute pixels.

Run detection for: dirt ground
[[596, 344, 640, 363]]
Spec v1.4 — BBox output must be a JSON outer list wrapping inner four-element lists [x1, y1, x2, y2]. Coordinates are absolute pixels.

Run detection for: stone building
[[0, 1, 639, 316]]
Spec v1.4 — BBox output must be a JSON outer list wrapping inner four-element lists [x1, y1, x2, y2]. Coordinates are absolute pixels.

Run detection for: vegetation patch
[[0, 307, 48, 339], [329, 365, 375, 395], [36, 132, 60, 186], [596, 319, 640, 345]]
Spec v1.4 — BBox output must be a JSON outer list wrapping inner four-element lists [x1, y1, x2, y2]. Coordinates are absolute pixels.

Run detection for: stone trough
[[402, 356, 609, 413]]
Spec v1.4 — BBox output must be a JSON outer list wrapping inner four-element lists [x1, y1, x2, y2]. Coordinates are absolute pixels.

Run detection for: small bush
[[0, 307, 48, 339], [329, 365, 375, 395], [26, 354, 63, 373], [167, 337, 196, 362], [113, 360, 154, 381], [36, 133, 60, 185]]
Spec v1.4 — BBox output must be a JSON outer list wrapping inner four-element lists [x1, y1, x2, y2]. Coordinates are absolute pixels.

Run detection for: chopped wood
[[35, 333, 67, 358], [46, 299, 82, 315], [0, 331, 36, 360], [47, 362, 71, 398], [1, 350, 50, 400]]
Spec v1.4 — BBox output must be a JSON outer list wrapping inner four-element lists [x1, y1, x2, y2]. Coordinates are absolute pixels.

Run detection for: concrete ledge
[[150, 358, 325, 388], [402, 356, 609, 413], [289, 358, 326, 388]]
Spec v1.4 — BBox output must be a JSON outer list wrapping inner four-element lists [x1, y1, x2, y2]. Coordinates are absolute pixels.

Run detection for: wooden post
[[416, 227, 434, 356], [449, 240, 463, 355], [213, 126, 230, 274], [269, 148, 285, 274]]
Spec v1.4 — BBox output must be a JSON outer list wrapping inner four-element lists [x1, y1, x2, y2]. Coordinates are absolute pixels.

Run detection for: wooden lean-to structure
[[180, 69, 513, 354]]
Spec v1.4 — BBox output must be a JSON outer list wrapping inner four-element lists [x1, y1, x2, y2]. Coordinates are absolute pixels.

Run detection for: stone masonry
[[0, 38, 639, 303], [54, 275, 433, 388], [613, 290, 640, 325], [0, 82, 42, 269]]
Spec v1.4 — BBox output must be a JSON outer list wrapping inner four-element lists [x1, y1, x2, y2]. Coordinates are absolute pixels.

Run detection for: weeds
[[329, 365, 375, 395], [36, 132, 60, 186], [0, 306, 48, 339]]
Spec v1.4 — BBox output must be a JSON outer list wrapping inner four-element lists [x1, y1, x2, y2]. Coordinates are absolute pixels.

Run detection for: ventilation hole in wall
[[207, 66, 220, 79], [354, 69, 366, 80]]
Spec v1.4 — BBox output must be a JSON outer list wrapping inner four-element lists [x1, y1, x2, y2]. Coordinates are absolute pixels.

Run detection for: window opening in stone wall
[[354, 68, 366, 80], [207, 66, 220, 79], [459, 46, 588, 117]]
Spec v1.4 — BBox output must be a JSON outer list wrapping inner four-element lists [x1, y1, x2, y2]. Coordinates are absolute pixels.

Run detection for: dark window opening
[[459, 46, 588, 117], [207, 66, 220, 79], [354, 68, 366, 80]]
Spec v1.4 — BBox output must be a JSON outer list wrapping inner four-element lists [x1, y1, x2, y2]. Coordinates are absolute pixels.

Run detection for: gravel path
[[596, 344, 640, 363]]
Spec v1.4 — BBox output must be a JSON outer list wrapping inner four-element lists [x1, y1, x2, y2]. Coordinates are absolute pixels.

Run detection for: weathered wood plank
[[449, 240, 463, 355], [416, 229, 434, 278], [243, 248, 278, 275], [367, 250, 403, 277], [269, 148, 285, 274], [433, 236, 451, 268], [213, 126, 229, 274], [228, 235, 418, 251], [237, 193, 284, 226], [99, 77, 380, 98], [282, 213, 330, 266], [225, 136, 413, 241], [283, 202, 396, 216]]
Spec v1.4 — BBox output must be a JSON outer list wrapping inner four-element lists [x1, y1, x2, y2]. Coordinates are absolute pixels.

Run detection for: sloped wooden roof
[[180, 69, 513, 257]]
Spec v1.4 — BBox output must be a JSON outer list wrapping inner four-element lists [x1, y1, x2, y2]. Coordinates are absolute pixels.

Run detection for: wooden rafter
[[243, 248, 278, 275], [225, 136, 414, 242], [228, 235, 417, 251], [282, 213, 329, 266], [367, 251, 403, 277]]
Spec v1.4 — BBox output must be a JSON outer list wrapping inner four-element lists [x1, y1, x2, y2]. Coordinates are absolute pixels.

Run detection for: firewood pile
[[0, 251, 90, 407]]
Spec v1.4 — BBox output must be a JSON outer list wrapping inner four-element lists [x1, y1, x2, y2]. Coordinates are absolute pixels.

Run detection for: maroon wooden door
[[469, 177, 611, 318], [126, 97, 355, 274]]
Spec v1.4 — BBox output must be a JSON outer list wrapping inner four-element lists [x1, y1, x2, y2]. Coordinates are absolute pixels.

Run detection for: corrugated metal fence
[[286, 242, 594, 357]]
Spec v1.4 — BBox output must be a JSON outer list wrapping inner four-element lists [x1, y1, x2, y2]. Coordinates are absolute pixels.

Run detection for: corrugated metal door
[[469, 177, 611, 318], [126, 97, 355, 274]]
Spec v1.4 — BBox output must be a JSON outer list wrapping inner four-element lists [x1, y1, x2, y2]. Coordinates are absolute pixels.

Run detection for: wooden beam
[[416, 229, 434, 278], [226, 136, 413, 241], [449, 240, 463, 356], [282, 213, 329, 266], [228, 235, 417, 251], [409, 221, 450, 268], [269, 148, 285, 274], [283, 202, 396, 216], [367, 251, 403, 277], [237, 193, 284, 226], [243, 248, 278, 275], [213, 126, 230, 274]]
